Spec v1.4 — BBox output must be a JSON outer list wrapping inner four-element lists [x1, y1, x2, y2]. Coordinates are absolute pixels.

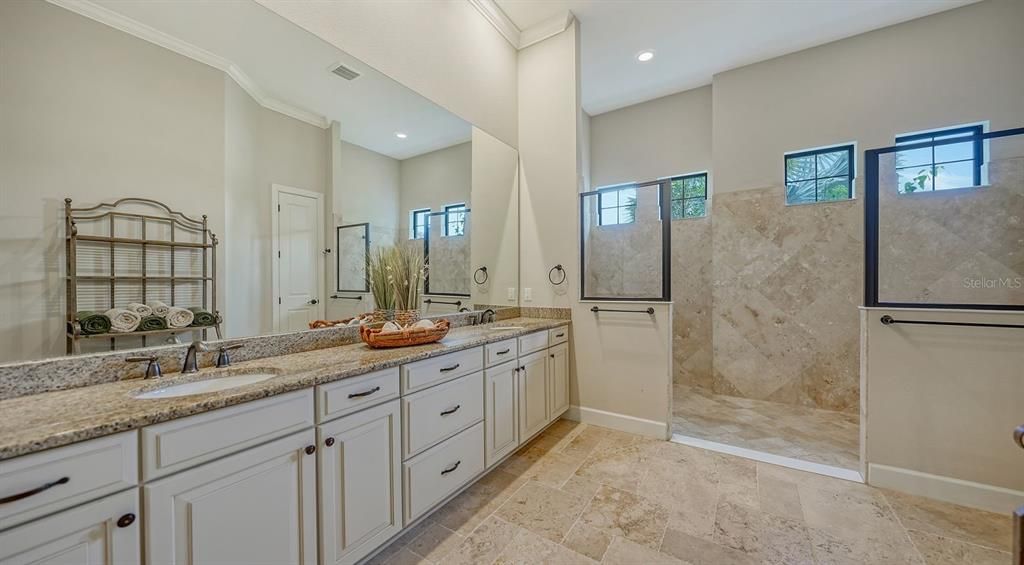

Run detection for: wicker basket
[[394, 309, 420, 326], [360, 319, 450, 348], [308, 315, 368, 330]]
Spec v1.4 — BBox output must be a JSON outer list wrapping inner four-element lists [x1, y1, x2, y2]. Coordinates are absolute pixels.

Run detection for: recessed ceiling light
[[637, 50, 655, 63], [395, 132, 408, 139]]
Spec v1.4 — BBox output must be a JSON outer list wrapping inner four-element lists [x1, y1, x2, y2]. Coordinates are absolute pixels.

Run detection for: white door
[[518, 350, 548, 441], [144, 430, 317, 565], [318, 400, 402, 565], [485, 362, 519, 467], [0, 489, 139, 565], [274, 186, 324, 332], [547, 342, 570, 422]]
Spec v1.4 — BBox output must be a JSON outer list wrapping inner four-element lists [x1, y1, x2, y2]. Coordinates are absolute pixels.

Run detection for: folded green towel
[[76, 311, 111, 335], [188, 307, 217, 327], [137, 315, 168, 332]]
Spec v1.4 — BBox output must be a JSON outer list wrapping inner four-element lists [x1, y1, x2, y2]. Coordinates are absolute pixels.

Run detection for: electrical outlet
[[524, 287, 533, 302], [507, 287, 516, 301]]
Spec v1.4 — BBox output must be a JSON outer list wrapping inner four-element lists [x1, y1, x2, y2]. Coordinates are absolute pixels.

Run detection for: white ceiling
[[495, 0, 977, 115], [80, 0, 471, 160]]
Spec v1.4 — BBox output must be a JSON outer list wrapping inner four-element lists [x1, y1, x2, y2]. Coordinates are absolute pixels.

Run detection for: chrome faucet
[[182, 340, 208, 373]]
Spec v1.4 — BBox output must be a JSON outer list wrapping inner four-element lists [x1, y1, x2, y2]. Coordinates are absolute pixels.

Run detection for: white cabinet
[[517, 350, 549, 441], [484, 362, 519, 467], [318, 400, 403, 565], [547, 342, 570, 421], [0, 489, 139, 565], [144, 429, 317, 565]]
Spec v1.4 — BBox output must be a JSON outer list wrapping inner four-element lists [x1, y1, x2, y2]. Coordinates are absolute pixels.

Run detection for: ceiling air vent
[[331, 63, 360, 81]]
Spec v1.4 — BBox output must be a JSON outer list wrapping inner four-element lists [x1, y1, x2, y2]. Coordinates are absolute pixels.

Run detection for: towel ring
[[474, 266, 489, 285], [548, 264, 566, 286]]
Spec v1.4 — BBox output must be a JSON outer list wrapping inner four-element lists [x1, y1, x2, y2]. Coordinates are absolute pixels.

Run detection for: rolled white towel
[[165, 306, 194, 328], [148, 300, 170, 317], [125, 302, 153, 317], [105, 308, 142, 333]]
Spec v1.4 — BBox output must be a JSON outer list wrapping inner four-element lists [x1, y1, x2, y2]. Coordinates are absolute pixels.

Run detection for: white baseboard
[[868, 463, 1024, 514], [564, 405, 667, 439]]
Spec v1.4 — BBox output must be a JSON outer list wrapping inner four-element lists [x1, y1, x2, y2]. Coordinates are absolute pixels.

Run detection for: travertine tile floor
[[369, 420, 1012, 565], [672, 384, 861, 471]]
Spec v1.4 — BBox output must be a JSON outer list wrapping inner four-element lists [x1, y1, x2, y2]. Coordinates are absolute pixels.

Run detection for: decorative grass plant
[[367, 243, 426, 324], [367, 247, 396, 315]]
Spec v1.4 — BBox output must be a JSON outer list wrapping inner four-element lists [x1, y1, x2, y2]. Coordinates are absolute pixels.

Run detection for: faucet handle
[[216, 344, 244, 368], [126, 355, 162, 379]]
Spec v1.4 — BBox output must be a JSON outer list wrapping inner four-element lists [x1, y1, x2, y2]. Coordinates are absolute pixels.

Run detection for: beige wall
[[256, 0, 518, 148], [590, 86, 713, 188], [470, 128, 519, 308], [0, 0, 225, 362], [863, 308, 1024, 513], [224, 78, 330, 339]]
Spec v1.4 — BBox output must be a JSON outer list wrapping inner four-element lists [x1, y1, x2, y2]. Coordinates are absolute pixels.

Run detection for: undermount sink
[[134, 372, 278, 399]]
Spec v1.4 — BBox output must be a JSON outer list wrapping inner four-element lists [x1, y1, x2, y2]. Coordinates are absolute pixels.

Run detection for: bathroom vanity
[[0, 321, 570, 565]]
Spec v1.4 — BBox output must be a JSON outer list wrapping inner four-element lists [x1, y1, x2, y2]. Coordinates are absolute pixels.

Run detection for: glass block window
[[444, 203, 467, 236], [895, 125, 983, 193], [669, 173, 708, 219], [785, 144, 854, 204], [598, 186, 637, 226], [410, 208, 430, 239]]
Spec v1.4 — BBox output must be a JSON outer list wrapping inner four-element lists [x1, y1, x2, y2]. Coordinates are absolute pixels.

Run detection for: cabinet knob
[[117, 513, 136, 528], [305, 445, 316, 455], [325, 437, 335, 447]]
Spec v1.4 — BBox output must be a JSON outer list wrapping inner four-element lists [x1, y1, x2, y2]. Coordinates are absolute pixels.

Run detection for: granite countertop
[[0, 318, 569, 460]]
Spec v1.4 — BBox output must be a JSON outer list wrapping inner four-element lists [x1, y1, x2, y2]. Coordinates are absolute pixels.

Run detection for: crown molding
[[519, 11, 575, 49], [45, 0, 329, 129], [467, 0, 521, 49]]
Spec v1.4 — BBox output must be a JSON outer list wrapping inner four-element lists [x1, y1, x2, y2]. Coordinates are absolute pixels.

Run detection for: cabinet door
[[319, 400, 402, 565], [485, 362, 519, 467], [518, 350, 548, 441], [547, 342, 570, 421], [144, 429, 317, 565], [0, 489, 139, 565]]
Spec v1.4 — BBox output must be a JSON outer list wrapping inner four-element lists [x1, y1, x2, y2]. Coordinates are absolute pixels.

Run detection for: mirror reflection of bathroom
[[0, 0, 519, 364]]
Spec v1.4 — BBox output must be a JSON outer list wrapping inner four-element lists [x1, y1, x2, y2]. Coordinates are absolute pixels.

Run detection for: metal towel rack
[[590, 306, 655, 315], [330, 295, 362, 300], [425, 298, 463, 308], [880, 315, 1024, 329]]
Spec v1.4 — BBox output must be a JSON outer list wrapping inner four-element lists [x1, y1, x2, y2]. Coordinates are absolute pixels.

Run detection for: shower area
[[584, 127, 1023, 475]]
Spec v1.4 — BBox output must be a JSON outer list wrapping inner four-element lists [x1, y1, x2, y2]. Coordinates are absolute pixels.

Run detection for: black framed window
[[597, 186, 637, 226], [410, 208, 430, 239], [444, 203, 467, 236], [895, 125, 983, 193], [669, 173, 708, 219], [785, 144, 854, 204]]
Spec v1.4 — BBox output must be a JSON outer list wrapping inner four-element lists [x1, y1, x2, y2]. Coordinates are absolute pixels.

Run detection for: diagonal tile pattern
[[367, 421, 1012, 565]]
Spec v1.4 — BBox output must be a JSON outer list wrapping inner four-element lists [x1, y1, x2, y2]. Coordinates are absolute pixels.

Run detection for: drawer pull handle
[[117, 513, 136, 528], [0, 476, 69, 505], [348, 386, 381, 399], [555, 333, 565, 338], [440, 363, 461, 373], [496, 349, 511, 355], [441, 461, 461, 475], [440, 405, 461, 416]]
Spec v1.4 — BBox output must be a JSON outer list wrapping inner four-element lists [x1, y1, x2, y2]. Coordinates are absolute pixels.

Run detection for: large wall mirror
[[0, 0, 519, 364]]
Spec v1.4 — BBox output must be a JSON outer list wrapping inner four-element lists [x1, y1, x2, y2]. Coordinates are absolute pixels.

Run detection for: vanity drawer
[[484, 339, 518, 367], [401, 347, 483, 394], [403, 422, 484, 523], [403, 372, 483, 458], [141, 388, 314, 481], [0, 431, 138, 530], [317, 368, 399, 423], [518, 331, 549, 356], [548, 326, 569, 346]]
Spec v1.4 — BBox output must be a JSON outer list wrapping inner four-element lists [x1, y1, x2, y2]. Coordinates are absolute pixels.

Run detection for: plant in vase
[[390, 242, 426, 326], [367, 247, 396, 322]]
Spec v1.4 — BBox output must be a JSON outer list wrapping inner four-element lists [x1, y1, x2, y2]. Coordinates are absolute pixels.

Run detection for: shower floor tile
[[672, 385, 860, 471]]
